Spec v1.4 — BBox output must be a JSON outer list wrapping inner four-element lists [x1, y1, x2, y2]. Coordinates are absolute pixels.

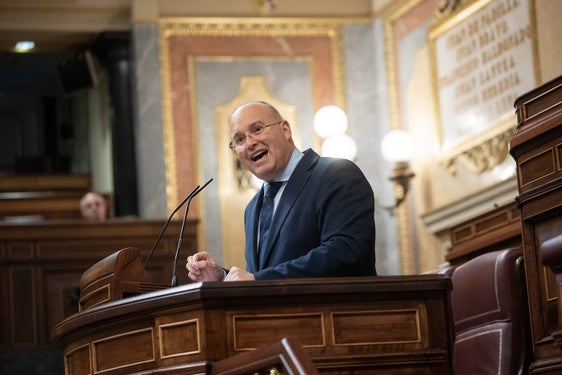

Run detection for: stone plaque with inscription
[[429, 0, 538, 169]]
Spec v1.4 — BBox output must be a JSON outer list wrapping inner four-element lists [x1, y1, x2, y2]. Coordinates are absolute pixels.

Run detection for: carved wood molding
[[439, 125, 516, 175]]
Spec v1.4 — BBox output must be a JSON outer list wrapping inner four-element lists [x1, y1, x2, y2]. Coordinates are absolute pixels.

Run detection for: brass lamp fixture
[[379, 129, 415, 214]]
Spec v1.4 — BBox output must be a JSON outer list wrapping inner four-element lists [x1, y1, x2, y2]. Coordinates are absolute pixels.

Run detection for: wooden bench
[[0, 174, 91, 220]]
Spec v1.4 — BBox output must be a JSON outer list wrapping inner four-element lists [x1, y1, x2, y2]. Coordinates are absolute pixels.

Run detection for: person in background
[[80, 192, 108, 221], [186, 101, 376, 281]]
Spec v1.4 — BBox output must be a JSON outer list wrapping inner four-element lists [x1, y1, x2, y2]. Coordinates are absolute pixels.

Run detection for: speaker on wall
[[56, 50, 98, 95]]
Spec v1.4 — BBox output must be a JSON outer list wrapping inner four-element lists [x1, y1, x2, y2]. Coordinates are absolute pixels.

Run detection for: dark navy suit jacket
[[244, 148, 376, 280]]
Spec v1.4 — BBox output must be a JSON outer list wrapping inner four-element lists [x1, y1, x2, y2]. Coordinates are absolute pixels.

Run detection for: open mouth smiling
[[251, 150, 268, 162]]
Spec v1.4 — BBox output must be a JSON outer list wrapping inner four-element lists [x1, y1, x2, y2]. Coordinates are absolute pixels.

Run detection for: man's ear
[[281, 120, 292, 140]]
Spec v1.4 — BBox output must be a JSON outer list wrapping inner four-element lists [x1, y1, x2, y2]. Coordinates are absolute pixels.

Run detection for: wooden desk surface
[[52, 275, 454, 375]]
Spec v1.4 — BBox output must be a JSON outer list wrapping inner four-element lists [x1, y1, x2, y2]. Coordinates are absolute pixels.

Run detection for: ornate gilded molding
[[436, 0, 466, 18], [252, 0, 278, 15], [439, 121, 516, 175], [382, 0, 422, 133], [158, 29, 178, 210], [160, 18, 341, 38], [456, 129, 515, 173]]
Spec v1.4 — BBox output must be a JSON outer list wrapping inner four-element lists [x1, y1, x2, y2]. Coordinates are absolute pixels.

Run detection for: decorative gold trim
[[382, 0, 421, 131], [187, 53, 206, 253], [435, 0, 467, 19], [382, 0, 423, 274], [429, 0, 493, 38], [528, 0, 541, 88], [252, 0, 277, 15], [158, 30, 179, 213], [438, 115, 516, 175]]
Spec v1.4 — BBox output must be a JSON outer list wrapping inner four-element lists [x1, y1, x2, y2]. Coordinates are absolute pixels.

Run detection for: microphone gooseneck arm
[[143, 185, 200, 268], [171, 178, 213, 287]]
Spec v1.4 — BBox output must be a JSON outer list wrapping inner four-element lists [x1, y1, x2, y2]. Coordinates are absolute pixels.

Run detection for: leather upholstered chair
[[450, 247, 531, 375]]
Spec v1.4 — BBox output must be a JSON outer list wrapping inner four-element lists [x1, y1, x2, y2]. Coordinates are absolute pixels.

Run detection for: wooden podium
[[78, 247, 167, 311], [51, 265, 454, 374]]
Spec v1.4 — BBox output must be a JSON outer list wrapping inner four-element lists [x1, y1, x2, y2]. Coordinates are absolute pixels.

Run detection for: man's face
[[81, 194, 107, 221], [230, 103, 294, 182]]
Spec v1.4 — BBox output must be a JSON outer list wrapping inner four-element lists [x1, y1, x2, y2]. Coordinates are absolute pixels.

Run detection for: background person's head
[[80, 192, 108, 221], [229, 101, 295, 182]]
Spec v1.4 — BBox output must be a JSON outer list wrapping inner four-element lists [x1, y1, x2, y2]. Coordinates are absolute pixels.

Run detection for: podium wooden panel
[[51, 275, 454, 375]]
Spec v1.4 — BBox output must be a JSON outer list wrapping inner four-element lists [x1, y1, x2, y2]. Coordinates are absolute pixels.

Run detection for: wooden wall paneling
[[10, 265, 38, 347], [446, 201, 522, 265], [0, 219, 198, 351]]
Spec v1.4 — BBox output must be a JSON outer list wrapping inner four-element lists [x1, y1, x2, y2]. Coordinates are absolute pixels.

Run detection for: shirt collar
[[265, 148, 303, 184]]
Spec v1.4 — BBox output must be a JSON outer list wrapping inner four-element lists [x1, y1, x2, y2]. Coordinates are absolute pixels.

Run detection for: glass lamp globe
[[321, 134, 357, 161], [313, 105, 348, 139], [380, 129, 414, 163]]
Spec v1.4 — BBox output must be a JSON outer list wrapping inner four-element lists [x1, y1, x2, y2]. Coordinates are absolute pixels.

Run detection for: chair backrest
[[450, 247, 531, 375]]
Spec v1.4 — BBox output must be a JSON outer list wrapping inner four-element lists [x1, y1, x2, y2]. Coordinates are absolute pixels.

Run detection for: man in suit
[[186, 101, 376, 281]]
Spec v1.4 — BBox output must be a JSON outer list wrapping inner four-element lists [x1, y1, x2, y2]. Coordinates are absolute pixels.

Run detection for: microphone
[[143, 184, 201, 268], [171, 178, 213, 287]]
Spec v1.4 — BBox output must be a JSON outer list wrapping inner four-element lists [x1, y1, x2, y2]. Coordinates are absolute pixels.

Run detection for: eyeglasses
[[229, 120, 283, 151]]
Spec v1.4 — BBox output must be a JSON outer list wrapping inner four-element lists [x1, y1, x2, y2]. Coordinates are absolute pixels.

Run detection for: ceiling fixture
[[14, 41, 35, 53]]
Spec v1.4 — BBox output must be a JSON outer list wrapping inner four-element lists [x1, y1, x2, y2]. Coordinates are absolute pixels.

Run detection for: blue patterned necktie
[[259, 182, 283, 258]]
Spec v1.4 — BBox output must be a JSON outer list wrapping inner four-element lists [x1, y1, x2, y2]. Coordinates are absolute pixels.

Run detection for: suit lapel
[[259, 149, 319, 269], [247, 188, 264, 272]]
